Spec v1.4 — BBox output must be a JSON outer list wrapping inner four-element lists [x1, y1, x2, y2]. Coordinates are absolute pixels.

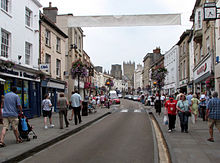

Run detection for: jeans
[[178, 112, 189, 132], [73, 106, 82, 125], [200, 106, 206, 121], [168, 114, 176, 130]]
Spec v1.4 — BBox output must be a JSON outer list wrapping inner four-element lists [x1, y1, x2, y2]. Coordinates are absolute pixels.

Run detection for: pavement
[[1, 102, 220, 163], [148, 105, 220, 163], [0, 107, 113, 162]]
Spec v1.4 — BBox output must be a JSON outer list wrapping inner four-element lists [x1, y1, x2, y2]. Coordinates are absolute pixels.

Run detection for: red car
[[110, 96, 120, 104]]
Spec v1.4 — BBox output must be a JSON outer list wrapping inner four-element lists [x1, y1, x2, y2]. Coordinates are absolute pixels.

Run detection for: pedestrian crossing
[[118, 109, 146, 113]]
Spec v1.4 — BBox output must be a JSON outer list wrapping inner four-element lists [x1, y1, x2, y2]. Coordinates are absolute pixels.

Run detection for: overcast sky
[[39, 0, 196, 71]]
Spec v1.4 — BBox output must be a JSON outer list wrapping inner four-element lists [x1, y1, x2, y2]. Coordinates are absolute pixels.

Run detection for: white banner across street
[[67, 14, 181, 27]]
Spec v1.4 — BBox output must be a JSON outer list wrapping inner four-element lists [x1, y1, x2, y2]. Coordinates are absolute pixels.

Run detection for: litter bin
[[82, 101, 88, 116]]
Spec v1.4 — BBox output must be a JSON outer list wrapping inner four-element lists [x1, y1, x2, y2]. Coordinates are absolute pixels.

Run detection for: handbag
[[185, 111, 191, 117]]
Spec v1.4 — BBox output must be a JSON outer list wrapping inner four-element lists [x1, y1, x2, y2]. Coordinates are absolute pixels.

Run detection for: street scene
[[1, 0, 220, 163]]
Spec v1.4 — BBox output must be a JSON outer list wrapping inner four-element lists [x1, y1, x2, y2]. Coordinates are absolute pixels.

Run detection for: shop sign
[[197, 63, 207, 75], [194, 56, 211, 80], [40, 64, 49, 70], [179, 79, 188, 86], [0, 67, 39, 81]]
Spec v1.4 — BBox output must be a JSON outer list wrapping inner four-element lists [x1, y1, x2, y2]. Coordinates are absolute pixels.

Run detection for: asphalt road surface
[[22, 99, 154, 163]]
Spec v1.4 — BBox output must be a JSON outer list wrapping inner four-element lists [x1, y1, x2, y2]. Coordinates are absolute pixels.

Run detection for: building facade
[[123, 61, 135, 89], [0, 0, 42, 118], [111, 64, 122, 79], [134, 64, 143, 90], [39, 13, 68, 111], [177, 30, 191, 94], [164, 45, 179, 95], [191, 0, 216, 95]]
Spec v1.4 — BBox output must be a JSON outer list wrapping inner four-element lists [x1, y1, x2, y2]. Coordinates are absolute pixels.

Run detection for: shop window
[[23, 81, 29, 108], [4, 78, 12, 94], [16, 79, 23, 106]]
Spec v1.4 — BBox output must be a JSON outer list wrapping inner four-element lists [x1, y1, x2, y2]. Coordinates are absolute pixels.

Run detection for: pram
[[18, 114, 37, 141]]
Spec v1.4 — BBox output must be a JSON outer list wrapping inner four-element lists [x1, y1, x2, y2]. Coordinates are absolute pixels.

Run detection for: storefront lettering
[[23, 72, 37, 79], [0, 67, 19, 76], [197, 63, 207, 75]]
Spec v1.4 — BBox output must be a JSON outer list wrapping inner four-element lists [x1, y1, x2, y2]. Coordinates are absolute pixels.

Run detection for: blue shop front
[[0, 66, 41, 118]]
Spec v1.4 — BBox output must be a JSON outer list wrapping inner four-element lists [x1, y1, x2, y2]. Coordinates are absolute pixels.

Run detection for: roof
[[40, 14, 68, 38], [176, 30, 192, 45]]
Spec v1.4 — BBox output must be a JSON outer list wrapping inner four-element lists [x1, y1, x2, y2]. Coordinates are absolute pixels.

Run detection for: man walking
[[206, 92, 220, 142], [0, 86, 23, 147], [70, 90, 82, 125]]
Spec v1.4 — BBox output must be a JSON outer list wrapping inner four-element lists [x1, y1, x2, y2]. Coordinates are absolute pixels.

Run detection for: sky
[[39, 0, 196, 71]]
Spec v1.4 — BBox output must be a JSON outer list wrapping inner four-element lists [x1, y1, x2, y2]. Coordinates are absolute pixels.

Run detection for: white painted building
[[163, 45, 179, 95], [134, 64, 143, 90], [188, 33, 194, 93], [0, 0, 42, 117]]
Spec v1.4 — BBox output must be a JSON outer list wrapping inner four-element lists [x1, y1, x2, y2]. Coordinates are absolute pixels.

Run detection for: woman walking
[[155, 94, 162, 116], [57, 93, 69, 129], [42, 94, 54, 129], [177, 94, 191, 133], [191, 94, 199, 123]]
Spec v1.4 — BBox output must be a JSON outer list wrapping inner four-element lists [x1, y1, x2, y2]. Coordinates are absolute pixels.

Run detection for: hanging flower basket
[[105, 78, 114, 87], [71, 60, 88, 79], [0, 60, 15, 68]]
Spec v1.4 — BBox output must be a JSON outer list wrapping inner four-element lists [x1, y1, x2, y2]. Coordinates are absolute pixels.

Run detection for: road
[[21, 99, 154, 163]]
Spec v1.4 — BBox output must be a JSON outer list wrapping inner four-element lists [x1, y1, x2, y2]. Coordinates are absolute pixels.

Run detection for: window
[[25, 8, 32, 27], [1, 0, 9, 12], [45, 53, 51, 73], [74, 32, 77, 46], [183, 42, 186, 54], [180, 63, 182, 80], [25, 42, 32, 65], [45, 29, 51, 46], [56, 37, 61, 52], [56, 59, 61, 77], [206, 36, 210, 55], [78, 36, 81, 50], [1, 29, 10, 58], [198, 11, 202, 29], [183, 60, 185, 79]]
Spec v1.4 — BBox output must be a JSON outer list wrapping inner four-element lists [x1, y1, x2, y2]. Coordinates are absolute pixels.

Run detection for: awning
[[0, 78, 5, 84]]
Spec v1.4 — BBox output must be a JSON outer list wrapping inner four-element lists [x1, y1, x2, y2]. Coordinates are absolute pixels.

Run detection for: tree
[[151, 67, 168, 94]]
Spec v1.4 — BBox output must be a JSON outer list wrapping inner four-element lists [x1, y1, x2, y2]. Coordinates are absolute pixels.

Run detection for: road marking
[[121, 109, 128, 112], [134, 109, 141, 113]]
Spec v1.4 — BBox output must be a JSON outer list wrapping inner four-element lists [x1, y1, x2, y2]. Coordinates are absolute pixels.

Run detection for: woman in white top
[[42, 94, 54, 129]]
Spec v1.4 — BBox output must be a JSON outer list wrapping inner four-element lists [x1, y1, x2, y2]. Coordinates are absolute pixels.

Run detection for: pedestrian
[[100, 94, 105, 107], [0, 95, 4, 124], [0, 86, 23, 147], [177, 94, 191, 133], [69, 91, 75, 121], [165, 96, 177, 133], [160, 94, 166, 107], [206, 92, 220, 142], [199, 93, 207, 121], [70, 90, 82, 125], [155, 93, 162, 116], [186, 92, 193, 106], [57, 93, 69, 129], [42, 94, 54, 129], [191, 94, 199, 123]]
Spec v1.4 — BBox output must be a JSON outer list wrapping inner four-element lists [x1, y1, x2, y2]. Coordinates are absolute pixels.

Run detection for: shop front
[[0, 66, 41, 118], [41, 78, 66, 112], [163, 83, 176, 95], [194, 55, 214, 96], [179, 79, 188, 94]]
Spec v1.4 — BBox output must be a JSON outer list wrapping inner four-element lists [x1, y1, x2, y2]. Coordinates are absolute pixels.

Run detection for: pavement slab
[[147, 105, 220, 163]]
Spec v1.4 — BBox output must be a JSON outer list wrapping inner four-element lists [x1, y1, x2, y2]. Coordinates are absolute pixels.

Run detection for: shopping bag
[[191, 114, 195, 124], [163, 115, 168, 125]]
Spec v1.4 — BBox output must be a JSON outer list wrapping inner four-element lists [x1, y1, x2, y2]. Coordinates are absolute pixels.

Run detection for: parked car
[[110, 95, 120, 104], [128, 95, 133, 100], [118, 94, 123, 98], [132, 95, 140, 101]]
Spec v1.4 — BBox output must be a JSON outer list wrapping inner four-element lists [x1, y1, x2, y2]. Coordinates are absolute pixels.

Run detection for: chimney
[[43, 2, 58, 23], [153, 47, 161, 54]]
